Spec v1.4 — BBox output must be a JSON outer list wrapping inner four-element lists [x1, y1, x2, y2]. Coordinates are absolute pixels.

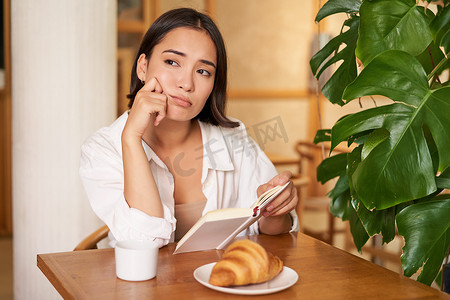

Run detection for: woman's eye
[[197, 69, 211, 77], [165, 59, 178, 66]]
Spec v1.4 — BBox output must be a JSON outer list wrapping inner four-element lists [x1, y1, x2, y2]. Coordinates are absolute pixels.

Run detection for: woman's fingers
[[140, 77, 163, 93], [153, 105, 166, 126], [266, 188, 298, 217], [153, 79, 163, 94], [137, 77, 167, 124], [257, 171, 296, 217], [263, 182, 297, 216], [257, 171, 292, 198], [269, 170, 292, 186], [124, 77, 167, 137]]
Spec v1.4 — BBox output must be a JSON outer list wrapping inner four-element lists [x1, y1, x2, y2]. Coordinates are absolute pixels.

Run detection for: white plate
[[193, 263, 298, 295]]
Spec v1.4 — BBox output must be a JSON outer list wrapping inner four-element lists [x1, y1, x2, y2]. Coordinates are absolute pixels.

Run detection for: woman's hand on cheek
[[257, 171, 298, 218], [123, 78, 167, 141]]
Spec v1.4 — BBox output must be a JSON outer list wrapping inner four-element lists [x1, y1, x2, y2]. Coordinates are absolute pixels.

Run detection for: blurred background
[[0, 0, 401, 299]]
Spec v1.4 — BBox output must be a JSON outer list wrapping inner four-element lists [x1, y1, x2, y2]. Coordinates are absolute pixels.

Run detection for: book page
[[174, 216, 251, 254], [252, 181, 290, 210]]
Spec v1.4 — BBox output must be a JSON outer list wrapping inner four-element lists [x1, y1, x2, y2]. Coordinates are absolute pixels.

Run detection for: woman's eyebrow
[[162, 49, 216, 69]]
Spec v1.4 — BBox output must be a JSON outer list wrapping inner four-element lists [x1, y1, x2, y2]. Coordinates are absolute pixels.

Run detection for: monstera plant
[[310, 0, 450, 286]]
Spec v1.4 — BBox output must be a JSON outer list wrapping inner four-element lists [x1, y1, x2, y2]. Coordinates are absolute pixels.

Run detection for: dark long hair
[[127, 8, 238, 128]]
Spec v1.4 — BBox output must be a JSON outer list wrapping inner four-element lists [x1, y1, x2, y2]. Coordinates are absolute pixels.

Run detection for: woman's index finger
[[140, 77, 157, 92], [141, 77, 163, 94], [153, 78, 163, 93]]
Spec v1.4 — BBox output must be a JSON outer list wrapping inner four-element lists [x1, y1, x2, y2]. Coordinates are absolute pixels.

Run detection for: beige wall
[[227, 99, 310, 157], [216, 0, 314, 91], [213, 0, 314, 157], [160, 0, 205, 12]]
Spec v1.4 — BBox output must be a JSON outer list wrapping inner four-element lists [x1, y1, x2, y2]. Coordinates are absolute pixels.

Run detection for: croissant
[[209, 239, 283, 287]]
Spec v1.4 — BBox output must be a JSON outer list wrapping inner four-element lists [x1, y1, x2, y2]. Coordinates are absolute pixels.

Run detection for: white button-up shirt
[[79, 112, 298, 247]]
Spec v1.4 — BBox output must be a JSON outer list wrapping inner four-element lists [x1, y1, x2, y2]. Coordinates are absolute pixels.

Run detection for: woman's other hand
[[257, 171, 298, 235], [257, 171, 298, 217]]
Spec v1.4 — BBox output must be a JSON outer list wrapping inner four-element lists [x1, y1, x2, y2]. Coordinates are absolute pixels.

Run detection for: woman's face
[[142, 27, 217, 122]]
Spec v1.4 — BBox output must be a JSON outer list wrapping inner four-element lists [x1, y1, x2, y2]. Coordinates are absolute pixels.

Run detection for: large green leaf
[[313, 129, 331, 143], [329, 188, 351, 220], [430, 4, 450, 52], [321, 152, 370, 251], [344, 51, 429, 107], [315, 0, 361, 22], [346, 144, 396, 244], [348, 203, 370, 252], [333, 50, 450, 210], [328, 149, 357, 221], [310, 17, 359, 105], [328, 171, 349, 200], [326, 147, 355, 222], [346, 145, 362, 198], [441, 29, 450, 53], [316, 153, 347, 184], [351, 198, 396, 244], [328, 180, 370, 252], [328, 172, 351, 220], [356, 0, 433, 66], [417, 227, 450, 285], [422, 87, 450, 172], [396, 198, 450, 285], [361, 128, 389, 160], [326, 160, 370, 251], [331, 103, 435, 209]]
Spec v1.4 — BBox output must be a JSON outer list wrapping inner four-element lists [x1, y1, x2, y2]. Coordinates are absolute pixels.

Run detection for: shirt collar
[[142, 140, 167, 168], [198, 120, 234, 172]]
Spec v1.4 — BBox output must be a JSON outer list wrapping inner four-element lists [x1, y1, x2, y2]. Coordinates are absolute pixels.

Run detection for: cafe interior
[[1, 0, 449, 299]]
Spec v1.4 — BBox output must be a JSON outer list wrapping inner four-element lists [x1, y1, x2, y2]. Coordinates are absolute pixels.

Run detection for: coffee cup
[[115, 239, 159, 281]]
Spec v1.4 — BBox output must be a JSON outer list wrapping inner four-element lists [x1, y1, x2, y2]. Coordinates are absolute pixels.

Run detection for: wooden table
[[37, 233, 449, 299]]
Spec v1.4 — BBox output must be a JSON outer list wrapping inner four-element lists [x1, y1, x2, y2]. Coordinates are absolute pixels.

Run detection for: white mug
[[115, 239, 159, 281]]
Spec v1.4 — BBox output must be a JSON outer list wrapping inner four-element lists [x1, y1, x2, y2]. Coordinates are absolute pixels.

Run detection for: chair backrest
[[294, 141, 340, 198], [73, 225, 109, 251]]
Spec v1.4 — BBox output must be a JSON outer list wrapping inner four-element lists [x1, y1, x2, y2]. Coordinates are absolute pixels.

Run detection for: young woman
[[80, 8, 298, 247]]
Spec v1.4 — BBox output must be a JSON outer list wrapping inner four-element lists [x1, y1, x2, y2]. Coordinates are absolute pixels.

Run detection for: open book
[[173, 182, 290, 254]]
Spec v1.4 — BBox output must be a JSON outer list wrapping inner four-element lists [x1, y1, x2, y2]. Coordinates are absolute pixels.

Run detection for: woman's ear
[[136, 53, 148, 82]]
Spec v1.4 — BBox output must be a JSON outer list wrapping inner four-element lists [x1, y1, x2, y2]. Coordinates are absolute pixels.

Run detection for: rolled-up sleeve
[[79, 132, 175, 248]]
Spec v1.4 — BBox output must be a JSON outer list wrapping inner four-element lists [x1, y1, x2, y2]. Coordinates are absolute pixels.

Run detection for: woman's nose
[[177, 70, 194, 92]]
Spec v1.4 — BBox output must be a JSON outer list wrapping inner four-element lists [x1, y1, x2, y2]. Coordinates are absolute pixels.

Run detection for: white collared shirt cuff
[[112, 200, 175, 248], [289, 209, 300, 232]]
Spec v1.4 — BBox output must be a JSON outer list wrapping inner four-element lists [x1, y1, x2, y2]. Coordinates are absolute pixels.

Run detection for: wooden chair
[[293, 141, 346, 245], [73, 225, 110, 251], [358, 234, 403, 273], [264, 151, 310, 225]]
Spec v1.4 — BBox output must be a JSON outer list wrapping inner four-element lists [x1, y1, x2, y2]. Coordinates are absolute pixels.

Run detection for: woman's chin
[[165, 107, 199, 123]]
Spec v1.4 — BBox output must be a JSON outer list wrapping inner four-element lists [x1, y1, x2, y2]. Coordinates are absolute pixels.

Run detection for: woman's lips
[[170, 95, 192, 108]]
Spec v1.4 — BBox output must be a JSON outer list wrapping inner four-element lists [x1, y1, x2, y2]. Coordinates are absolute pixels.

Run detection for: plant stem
[[427, 47, 442, 85], [427, 55, 449, 82]]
